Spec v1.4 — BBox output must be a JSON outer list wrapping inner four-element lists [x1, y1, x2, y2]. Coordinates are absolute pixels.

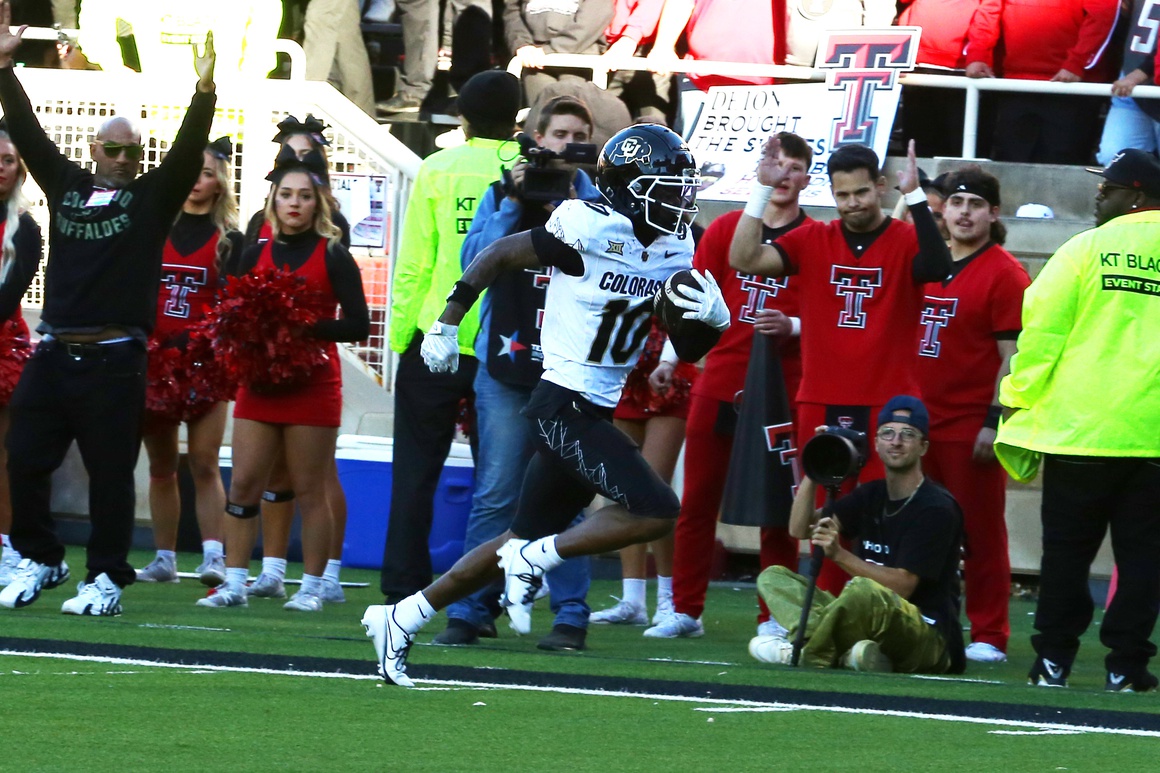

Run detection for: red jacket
[[898, 0, 1002, 70], [996, 0, 1119, 81], [606, 0, 666, 47]]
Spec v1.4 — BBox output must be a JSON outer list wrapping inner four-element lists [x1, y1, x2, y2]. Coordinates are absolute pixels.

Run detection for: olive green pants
[[756, 566, 951, 673]]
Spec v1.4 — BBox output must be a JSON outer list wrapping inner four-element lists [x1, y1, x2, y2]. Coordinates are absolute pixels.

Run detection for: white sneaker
[[749, 634, 794, 664], [0, 548, 22, 587], [196, 556, 226, 587], [361, 604, 415, 688], [0, 558, 70, 608], [965, 641, 1008, 663], [841, 639, 893, 672], [61, 573, 123, 616], [757, 619, 789, 638], [196, 585, 248, 608], [496, 539, 543, 635], [643, 612, 704, 639], [246, 572, 286, 598], [590, 598, 648, 625], [284, 590, 323, 612], [136, 555, 178, 583], [653, 595, 674, 625], [319, 577, 346, 603]]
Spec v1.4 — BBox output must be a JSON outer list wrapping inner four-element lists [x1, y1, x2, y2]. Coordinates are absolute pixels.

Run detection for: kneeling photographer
[[432, 96, 601, 651], [750, 396, 966, 674]]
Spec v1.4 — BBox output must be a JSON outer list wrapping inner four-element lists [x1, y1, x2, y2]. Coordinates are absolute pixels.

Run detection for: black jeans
[[7, 338, 147, 588], [1033, 454, 1160, 676], [380, 333, 477, 602]]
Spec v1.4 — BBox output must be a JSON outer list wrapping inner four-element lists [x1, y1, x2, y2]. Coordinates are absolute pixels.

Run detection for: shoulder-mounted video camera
[[801, 426, 869, 487], [506, 132, 598, 202]]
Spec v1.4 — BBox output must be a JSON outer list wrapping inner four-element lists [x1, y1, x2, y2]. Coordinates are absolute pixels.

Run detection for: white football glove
[[420, 321, 460, 373], [668, 269, 731, 331]]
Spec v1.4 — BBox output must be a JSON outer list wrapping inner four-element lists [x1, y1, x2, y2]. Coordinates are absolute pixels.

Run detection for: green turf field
[[1, 550, 1157, 772]]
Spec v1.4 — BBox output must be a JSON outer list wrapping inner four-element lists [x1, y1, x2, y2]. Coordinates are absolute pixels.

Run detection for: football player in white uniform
[[363, 124, 731, 686]]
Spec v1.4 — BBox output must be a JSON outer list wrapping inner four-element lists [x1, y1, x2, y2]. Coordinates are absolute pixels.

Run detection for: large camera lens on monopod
[[801, 427, 869, 486]]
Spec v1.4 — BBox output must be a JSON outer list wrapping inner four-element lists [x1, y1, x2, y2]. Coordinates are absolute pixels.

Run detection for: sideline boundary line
[[2, 636, 1159, 737]]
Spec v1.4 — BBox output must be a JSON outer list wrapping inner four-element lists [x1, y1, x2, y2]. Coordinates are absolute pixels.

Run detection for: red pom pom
[[145, 337, 187, 423], [619, 323, 697, 415], [0, 317, 31, 406], [203, 266, 328, 392]]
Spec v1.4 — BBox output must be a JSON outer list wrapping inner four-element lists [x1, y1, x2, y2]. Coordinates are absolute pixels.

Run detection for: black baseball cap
[[1086, 149, 1160, 198], [877, 395, 930, 437]]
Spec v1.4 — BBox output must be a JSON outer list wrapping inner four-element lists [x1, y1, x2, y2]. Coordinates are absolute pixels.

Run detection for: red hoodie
[[606, 0, 666, 46], [996, 0, 1119, 81], [898, 0, 1002, 71]]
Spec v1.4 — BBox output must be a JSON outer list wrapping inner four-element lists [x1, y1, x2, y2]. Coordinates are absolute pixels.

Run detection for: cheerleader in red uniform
[[243, 115, 352, 603], [0, 128, 39, 587], [135, 137, 242, 588], [589, 322, 697, 628], [198, 147, 368, 611]]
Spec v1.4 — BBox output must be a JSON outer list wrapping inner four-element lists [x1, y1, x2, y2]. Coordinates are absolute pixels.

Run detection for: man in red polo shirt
[[645, 132, 812, 639], [916, 165, 1029, 664], [730, 138, 952, 593]]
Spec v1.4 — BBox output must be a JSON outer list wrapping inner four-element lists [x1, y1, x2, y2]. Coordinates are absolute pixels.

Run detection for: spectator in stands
[[729, 140, 952, 595], [380, 70, 520, 605], [0, 11, 215, 616], [750, 397, 966, 675], [1096, 0, 1160, 165], [433, 95, 597, 651], [69, 0, 282, 78], [985, 0, 1119, 164], [896, 0, 1002, 159], [602, 0, 670, 122], [648, 133, 809, 640], [379, 0, 492, 114], [996, 148, 1160, 691], [51, 0, 76, 28], [303, 0, 375, 114], [891, 168, 948, 241], [783, 0, 896, 68], [648, 0, 774, 89], [505, 0, 615, 107], [916, 166, 1029, 664]]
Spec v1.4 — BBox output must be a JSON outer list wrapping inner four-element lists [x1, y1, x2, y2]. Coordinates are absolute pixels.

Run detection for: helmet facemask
[[627, 170, 701, 236]]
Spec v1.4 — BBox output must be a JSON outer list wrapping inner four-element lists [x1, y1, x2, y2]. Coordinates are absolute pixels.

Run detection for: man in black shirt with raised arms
[[750, 395, 966, 674], [0, 0, 217, 617]]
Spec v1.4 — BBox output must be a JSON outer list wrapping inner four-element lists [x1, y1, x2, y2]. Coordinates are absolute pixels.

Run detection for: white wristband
[[789, 316, 801, 337], [744, 184, 774, 219], [659, 338, 679, 365], [903, 187, 927, 206]]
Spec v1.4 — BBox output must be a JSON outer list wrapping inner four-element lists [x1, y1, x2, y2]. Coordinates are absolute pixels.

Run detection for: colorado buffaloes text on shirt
[[540, 200, 693, 407]]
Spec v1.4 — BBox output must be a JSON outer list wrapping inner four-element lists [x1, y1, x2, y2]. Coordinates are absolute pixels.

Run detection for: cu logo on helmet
[[611, 137, 652, 165]]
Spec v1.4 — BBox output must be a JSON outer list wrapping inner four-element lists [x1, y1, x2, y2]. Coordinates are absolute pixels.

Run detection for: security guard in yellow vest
[[997, 148, 1160, 692]]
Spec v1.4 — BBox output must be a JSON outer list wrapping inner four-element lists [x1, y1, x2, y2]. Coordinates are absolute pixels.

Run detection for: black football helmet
[[596, 124, 700, 236]]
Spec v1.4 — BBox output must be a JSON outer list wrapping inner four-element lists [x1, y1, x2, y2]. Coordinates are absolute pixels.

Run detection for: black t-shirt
[[832, 478, 965, 673]]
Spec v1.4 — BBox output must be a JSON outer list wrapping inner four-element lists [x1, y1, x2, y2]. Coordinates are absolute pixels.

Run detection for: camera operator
[[749, 396, 966, 674], [429, 95, 602, 652]]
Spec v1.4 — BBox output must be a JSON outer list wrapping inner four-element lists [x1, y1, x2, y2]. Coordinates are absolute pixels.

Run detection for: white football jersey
[[540, 199, 694, 407]]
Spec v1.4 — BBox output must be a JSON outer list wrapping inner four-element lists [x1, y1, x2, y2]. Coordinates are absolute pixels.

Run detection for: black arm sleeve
[[152, 89, 218, 215], [227, 244, 262, 279], [244, 210, 266, 247], [530, 226, 585, 275], [0, 68, 74, 200], [909, 202, 953, 283], [668, 321, 722, 363], [312, 243, 370, 342], [0, 212, 43, 320], [219, 230, 245, 284], [334, 210, 352, 249]]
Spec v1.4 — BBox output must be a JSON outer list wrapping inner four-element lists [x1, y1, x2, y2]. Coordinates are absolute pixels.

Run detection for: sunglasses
[[876, 427, 922, 443], [100, 142, 144, 160], [1097, 181, 1134, 197]]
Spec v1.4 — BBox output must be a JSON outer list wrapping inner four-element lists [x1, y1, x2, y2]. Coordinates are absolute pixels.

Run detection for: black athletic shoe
[[478, 621, 498, 639], [1106, 670, 1159, 693], [537, 624, 587, 652], [1028, 656, 1069, 687], [432, 619, 480, 646]]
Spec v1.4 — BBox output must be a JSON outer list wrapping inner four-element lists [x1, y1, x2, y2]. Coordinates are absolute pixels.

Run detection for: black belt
[[48, 338, 136, 359]]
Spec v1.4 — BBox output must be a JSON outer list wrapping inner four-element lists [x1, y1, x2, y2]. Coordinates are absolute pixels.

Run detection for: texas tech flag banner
[[720, 334, 799, 528]]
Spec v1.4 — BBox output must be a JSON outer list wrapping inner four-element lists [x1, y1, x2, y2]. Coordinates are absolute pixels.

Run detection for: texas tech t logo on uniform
[[919, 296, 958, 357], [738, 273, 787, 323], [830, 265, 882, 328], [160, 264, 209, 319]]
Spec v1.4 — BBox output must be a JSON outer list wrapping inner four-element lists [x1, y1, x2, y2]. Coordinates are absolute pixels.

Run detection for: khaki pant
[[757, 566, 951, 673], [304, 0, 375, 114]]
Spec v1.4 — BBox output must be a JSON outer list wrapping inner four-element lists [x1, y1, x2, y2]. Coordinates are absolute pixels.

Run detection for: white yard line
[[1, 649, 1156, 738]]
